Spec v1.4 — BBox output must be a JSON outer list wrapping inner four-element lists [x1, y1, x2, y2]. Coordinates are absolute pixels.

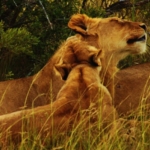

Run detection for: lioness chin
[[0, 14, 147, 115]]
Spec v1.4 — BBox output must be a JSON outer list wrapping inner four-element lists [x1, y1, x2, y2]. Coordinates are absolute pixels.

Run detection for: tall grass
[[1, 69, 150, 149], [0, 97, 150, 150]]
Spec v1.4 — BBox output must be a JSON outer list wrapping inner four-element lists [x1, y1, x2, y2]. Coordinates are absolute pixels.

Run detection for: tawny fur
[[114, 63, 150, 116], [0, 14, 147, 115], [0, 36, 101, 114], [68, 14, 147, 98], [0, 63, 117, 144]]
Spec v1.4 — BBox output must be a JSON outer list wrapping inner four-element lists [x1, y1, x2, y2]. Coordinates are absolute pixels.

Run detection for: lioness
[[0, 60, 117, 144], [0, 36, 101, 115], [0, 14, 147, 115], [68, 14, 147, 98]]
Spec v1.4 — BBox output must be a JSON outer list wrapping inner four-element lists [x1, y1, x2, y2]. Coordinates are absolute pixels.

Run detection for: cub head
[[55, 49, 102, 80], [61, 38, 102, 66], [68, 14, 147, 66]]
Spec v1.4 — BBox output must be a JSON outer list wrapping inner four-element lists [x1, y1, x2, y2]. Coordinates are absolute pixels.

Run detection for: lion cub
[[57, 36, 102, 80], [0, 45, 117, 143], [55, 53, 117, 127]]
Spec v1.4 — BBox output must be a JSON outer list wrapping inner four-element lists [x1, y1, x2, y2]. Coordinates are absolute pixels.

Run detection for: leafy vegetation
[[0, 0, 150, 80]]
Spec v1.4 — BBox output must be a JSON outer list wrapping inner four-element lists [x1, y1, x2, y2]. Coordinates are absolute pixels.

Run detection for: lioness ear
[[68, 14, 90, 35], [55, 64, 72, 80], [90, 50, 102, 66]]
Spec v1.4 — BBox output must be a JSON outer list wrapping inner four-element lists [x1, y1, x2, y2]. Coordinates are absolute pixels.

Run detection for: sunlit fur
[[68, 14, 147, 96], [0, 63, 117, 144], [0, 14, 147, 115]]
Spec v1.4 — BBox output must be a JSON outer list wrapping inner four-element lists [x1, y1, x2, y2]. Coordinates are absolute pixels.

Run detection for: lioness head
[[68, 14, 147, 68]]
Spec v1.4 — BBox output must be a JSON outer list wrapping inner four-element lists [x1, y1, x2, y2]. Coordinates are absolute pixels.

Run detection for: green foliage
[[0, 22, 39, 55], [0, 21, 39, 80], [0, 0, 150, 79]]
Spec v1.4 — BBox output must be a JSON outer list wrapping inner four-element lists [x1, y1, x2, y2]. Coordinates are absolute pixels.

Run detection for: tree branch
[[106, 0, 150, 13]]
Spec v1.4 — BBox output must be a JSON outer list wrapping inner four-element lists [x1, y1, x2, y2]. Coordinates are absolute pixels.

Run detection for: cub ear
[[90, 50, 103, 66], [55, 64, 72, 80], [68, 14, 90, 35]]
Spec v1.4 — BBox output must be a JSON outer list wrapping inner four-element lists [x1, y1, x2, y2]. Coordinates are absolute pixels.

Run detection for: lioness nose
[[140, 23, 147, 31]]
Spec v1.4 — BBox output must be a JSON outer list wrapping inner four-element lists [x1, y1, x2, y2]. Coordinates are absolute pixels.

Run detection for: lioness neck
[[100, 53, 119, 99]]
